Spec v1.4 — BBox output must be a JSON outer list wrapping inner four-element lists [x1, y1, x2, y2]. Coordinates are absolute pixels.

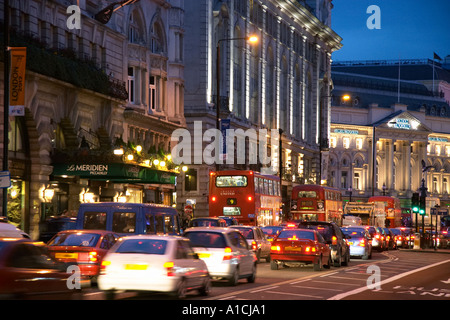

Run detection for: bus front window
[[216, 175, 248, 187]]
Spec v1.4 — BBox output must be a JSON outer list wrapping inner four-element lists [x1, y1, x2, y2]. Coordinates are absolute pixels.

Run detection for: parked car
[[0, 223, 30, 239], [261, 226, 284, 242], [46, 230, 120, 282], [270, 228, 331, 271], [0, 238, 78, 299], [98, 235, 211, 299], [297, 221, 350, 267], [188, 217, 227, 228], [231, 225, 271, 262], [39, 216, 77, 243], [183, 227, 257, 285], [341, 227, 372, 260]]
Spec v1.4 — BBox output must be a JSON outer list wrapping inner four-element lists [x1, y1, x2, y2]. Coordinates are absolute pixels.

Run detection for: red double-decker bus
[[368, 196, 402, 228], [290, 185, 343, 225], [209, 170, 282, 226]]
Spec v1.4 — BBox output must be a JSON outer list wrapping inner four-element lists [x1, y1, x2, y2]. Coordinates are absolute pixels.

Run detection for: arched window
[[150, 21, 165, 54], [128, 10, 145, 44]]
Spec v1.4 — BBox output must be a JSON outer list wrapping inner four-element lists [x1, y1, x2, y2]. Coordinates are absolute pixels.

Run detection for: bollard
[[413, 232, 421, 250]]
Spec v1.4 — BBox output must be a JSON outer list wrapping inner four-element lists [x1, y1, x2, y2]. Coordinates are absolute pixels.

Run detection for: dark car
[[367, 226, 387, 251], [39, 216, 77, 243], [297, 221, 350, 267], [382, 227, 397, 250], [0, 238, 79, 299], [187, 217, 227, 228]]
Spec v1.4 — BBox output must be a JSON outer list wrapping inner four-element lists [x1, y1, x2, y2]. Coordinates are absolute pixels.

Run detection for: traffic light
[[411, 193, 419, 213], [419, 195, 426, 216]]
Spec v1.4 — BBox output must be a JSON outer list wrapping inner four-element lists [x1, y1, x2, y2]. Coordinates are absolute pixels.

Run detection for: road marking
[[250, 286, 279, 293], [265, 290, 323, 299], [328, 259, 450, 300], [310, 280, 362, 286], [327, 275, 367, 281], [289, 279, 311, 285], [320, 271, 338, 277], [292, 285, 343, 292]]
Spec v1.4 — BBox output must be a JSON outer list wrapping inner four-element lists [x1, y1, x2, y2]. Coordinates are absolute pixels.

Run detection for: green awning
[[52, 163, 176, 184]]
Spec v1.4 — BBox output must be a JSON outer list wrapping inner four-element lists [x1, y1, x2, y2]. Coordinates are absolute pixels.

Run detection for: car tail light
[[100, 260, 111, 275], [398, 236, 402, 241], [89, 251, 98, 263], [164, 261, 175, 276], [375, 234, 380, 239], [332, 236, 337, 246], [251, 241, 257, 250], [359, 239, 365, 247], [304, 246, 317, 253], [223, 247, 233, 261], [271, 245, 281, 252]]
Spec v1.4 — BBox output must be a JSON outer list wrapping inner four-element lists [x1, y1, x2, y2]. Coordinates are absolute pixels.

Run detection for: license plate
[[125, 264, 148, 270], [348, 242, 353, 245], [197, 253, 211, 259], [55, 253, 78, 259], [285, 246, 302, 252]]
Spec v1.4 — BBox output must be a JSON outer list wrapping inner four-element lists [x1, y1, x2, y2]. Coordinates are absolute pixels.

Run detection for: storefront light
[[153, 159, 160, 166], [160, 161, 166, 168], [127, 154, 134, 161], [182, 165, 188, 172], [114, 148, 124, 155], [136, 145, 142, 153]]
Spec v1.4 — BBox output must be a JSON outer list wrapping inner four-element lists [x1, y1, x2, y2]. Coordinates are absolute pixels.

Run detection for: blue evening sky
[[331, 0, 450, 62]]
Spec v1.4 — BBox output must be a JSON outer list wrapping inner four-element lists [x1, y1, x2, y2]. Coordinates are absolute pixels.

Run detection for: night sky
[[331, 0, 450, 61]]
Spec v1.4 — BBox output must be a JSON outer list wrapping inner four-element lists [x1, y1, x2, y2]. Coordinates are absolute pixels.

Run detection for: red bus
[[368, 196, 402, 228], [290, 185, 343, 225], [209, 170, 282, 226]]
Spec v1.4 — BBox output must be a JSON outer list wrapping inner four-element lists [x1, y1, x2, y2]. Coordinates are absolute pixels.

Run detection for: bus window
[[298, 191, 317, 198], [216, 175, 248, 187], [83, 212, 107, 230], [112, 212, 136, 233], [259, 178, 264, 194], [268, 180, 273, 195], [254, 177, 259, 193]]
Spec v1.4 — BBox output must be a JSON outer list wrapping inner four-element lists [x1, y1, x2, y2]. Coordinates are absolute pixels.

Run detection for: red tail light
[[164, 261, 175, 276], [359, 239, 365, 247], [251, 241, 257, 250], [271, 245, 281, 252], [100, 260, 111, 275], [398, 236, 402, 241], [332, 236, 337, 245], [223, 247, 233, 261], [89, 251, 98, 262]]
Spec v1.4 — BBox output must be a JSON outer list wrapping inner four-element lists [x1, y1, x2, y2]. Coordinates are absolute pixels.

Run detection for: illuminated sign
[[388, 118, 420, 130], [334, 129, 359, 135]]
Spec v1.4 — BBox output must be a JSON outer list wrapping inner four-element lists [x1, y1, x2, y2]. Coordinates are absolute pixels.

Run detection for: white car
[[98, 235, 211, 299], [183, 227, 257, 286], [231, 225, 271, 262], [0, 223, 30, 239]]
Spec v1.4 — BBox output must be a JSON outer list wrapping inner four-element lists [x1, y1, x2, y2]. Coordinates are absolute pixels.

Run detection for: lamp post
[[95, 0, 140, 24], [215, 35, 258, 171], [382, 183, 386, 196], [348, 185, 353, 202], [2, 0, 10, 217]]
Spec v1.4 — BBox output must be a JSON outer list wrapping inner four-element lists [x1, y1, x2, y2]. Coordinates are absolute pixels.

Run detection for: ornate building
[[329, 58, 450, 210], [177, 0, 342, 217], [1, 0, 185, 238]]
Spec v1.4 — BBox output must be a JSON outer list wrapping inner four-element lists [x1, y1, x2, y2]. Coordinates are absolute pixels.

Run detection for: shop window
[[185, 169, 197, 191], [112, 212, 136, 233]]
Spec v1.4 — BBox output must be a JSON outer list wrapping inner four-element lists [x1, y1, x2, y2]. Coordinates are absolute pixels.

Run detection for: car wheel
[[228, 267, 239, 286], [104, 290, 116, 300], [314, 255, 323, 271], [333, 253, 341, 267], [199, 277, 211, 296], [270, 260, 279, 270], [323, 255, 332, 269], [247, 263, 256, 283], [265, 254, 271, 262], [173, 278, 187, 299], [256, 250, 261, 262]]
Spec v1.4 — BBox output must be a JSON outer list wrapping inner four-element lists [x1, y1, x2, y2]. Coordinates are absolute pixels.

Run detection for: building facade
[[178, 0, 342, 217], [329, 58, 450, 210], [1, 0, 185, 239]]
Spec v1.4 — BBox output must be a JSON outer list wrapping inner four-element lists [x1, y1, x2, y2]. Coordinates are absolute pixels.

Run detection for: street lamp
[[95, 0, 140, 24], [215, 35, 258, 171]]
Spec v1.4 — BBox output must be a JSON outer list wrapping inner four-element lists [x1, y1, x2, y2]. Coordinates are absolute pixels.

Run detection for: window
[[436, 145, 441, 156], [215, 175, 248, 187], [353, 172, 361, 190], [185, 169, 198, 191], [128, 67, 135, 103], [356, 138, 363, 150], [297, 191, 317, 198], [151, 22, 165, 54], [343, 137, 350, 149], [83, 212, 106, 230], [112, 212, 136, 233], [114, 239, 167, 254], [330, 137, 337, 148], [341, 171, 348, 189], [149, 75, 156, 112], [433, 177, 438, 193], [443, 178, 448, 194]]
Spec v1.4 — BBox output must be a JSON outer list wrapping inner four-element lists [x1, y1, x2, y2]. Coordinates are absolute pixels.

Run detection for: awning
[[52, 163, 176, 184]]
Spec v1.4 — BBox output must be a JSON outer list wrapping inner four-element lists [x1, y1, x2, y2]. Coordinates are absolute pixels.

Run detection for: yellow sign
[[9, 47, 27, 116]]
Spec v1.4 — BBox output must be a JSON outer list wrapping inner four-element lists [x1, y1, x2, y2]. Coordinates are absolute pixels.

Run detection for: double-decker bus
[[368, 196, 402, 228], [290, 185, 343, 225], [209, 170, 282, 226]]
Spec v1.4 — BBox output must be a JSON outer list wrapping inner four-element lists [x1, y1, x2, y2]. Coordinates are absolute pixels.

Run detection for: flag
[[434, 52, 442, 61], [9, 47, 27, 116]]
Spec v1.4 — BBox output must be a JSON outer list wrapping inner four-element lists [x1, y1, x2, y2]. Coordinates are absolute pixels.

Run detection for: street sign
[[184, 205, 193, 216], [0, 171, 11, 189]]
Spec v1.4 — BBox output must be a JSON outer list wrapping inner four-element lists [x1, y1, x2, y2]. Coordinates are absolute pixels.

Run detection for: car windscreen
[[234, 228, 254, 239], [342, 229, 365, 238], [47, 233, 101, 247], [261, 226, 283, 236], [277, 230, 315, 241], [113, 239, 167, 254], [189, 219, 220, 227], [299, 224, 333, 241], [184, 231, 227, 248]]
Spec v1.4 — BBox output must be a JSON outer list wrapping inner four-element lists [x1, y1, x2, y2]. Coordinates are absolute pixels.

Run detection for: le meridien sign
[[388, 118, 420, 130]]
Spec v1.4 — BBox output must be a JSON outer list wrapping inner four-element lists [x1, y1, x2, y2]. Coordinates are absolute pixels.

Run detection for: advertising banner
[[9, 47, 27, 116]]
